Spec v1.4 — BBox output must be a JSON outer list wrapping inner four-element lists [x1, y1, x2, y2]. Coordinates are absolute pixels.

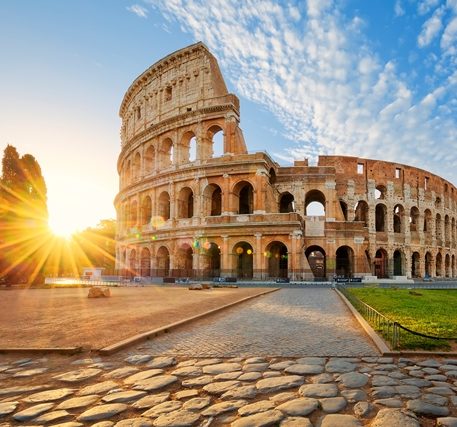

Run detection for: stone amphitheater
[[114, 42, 457, 281]]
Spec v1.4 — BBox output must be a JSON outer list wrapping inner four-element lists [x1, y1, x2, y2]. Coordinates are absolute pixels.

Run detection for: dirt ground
[[0, 286, 269, 350]]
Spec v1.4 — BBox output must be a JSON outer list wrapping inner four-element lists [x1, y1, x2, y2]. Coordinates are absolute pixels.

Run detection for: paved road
[[138, 288, 379, 357]]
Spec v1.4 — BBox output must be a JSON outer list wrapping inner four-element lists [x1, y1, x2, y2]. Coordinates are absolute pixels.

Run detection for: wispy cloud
[[394, 0, 405, 17], [152, 0, 457, 183], [127, 4, 148, 18]]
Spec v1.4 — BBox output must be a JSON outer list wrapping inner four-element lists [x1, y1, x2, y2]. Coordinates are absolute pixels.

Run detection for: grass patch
[[347, 288, 457, 350]]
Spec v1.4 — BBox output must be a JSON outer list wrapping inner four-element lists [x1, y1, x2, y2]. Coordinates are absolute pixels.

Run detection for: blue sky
[[1, 0, 457, 233]]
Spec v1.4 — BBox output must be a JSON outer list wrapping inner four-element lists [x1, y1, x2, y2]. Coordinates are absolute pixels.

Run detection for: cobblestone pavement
[[0, 353, 457, 426], [138, 288, 379, 357]]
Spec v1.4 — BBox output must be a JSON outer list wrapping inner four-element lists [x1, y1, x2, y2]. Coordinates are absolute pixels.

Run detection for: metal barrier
[[337, 284, 457, 349]]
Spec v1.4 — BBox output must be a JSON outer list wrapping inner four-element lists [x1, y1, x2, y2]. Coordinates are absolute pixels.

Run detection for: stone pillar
[[254, 233, 263, 279], [222, 174, 231, 215], [221, 235, 230, 277], [404, 247, 412, 278]]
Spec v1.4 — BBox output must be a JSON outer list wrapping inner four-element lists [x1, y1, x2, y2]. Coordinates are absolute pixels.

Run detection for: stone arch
[[375, 248, 388, 278], [424, 209, 432, 232], [125, 159, 131, 184], [180, 131, 197, 163], [375, 185, 386, 200], [156, 246, 170, 276], [452, 254, 456, 277], [233, 181, 254, 214], [140, 247, 151, 276], [305, 246, 326, 278], [201, 242, 221, 277], [207, 124, 224, 158], [158, 191, 170, 221], [279, 192, 294, 213], [336, 246, 354, 277], [340, 200, 348, 221], [393, 204, 404, 233], [144, 145, 155, 174], [410, 207, 420, 232], [133, 152, 141, 181], [177, 187, 194, 219], [129, 249, 137, 278], [159, 137, 174, 168], [436, 252, 443, 277], [203, 184, 222, 216], [425, 251, 433, 277], [265, 241, 288, 278], [436, 213, 443, 242], [435, 196, 442, 210], [176, 243, 193, 277], [375, 204, 387, 232], [411, 251, 420, 278], [452, 218, 456, 245], [141, 196, 152, 225], [445, 215, 450, 245], [445, 253, 451, 277], [354, 200, 369, 226], [233, 241, 253, 279], [305, 190, 325, 216], [130, 200, 138, 227], [269, 168, 277, 185], [393, 249, 404, 276]]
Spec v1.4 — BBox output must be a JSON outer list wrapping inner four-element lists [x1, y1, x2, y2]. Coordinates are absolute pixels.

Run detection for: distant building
[[82, 267, 104, 280], [115, 42, 457, 280]]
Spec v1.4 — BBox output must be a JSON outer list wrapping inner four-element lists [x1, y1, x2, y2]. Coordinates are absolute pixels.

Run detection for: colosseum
[[115, 42, 457, 281]]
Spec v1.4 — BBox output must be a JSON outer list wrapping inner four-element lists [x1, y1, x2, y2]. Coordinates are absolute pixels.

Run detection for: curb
[[0, 347, 84, 355], [98, 288, 280, 355], [334, 288, 392, 355]]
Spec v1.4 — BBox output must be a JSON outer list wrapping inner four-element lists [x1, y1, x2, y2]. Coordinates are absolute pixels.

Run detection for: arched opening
[[128, 249, 137, 278], [452, 218, 456, 245], [393, 250, 404, 276], [141, 196, 152, 225], [436, 252, 443, 277], [144, 146, 155, 174], [158, 191, 170, 221], [424, 209, 432, 232], [279, 192, 294, 213], [133, 152, 141, 181], [305, 190, 326, 216], [411, 252, 420, 278], [305, 246, 326, 278], [180, 131, 197, 164], [234, 181, 254, 214], [425, 252, 432, 277], [340, 201, 348, 221], [177, 187, 194, 219], [435, 197, 442, 209], [445, 253, 451, 277], [354, 200, 369, 226], [176, 244, 193, 277], [159, 138, 173, 168], [203, 184, 222, 216], [269, 168, 277, 185], [375, 204, 387, 232], [452, 255, 456, 277], [445, 215, 450, 245], [129, 201, 138, 227], [156, 246, 170, 277], [233, 242, 253, 279], [140, 248, 151, 277], [436, 213, 443, 242], [375, 185, 386, 200], [335, 246, 354, 277], [201, 242, 221, 277], [125, 159, 131, 185], [393, 205, 404, 233], [208, 125, 224, 158], [409, 207, 420, 232], [189, 136, 197, 162], [265, 241, 288, 278], [375, 249, 388, 278]]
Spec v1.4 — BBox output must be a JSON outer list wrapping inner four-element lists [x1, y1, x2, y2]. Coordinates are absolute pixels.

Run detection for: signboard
[[334, 277, 362, 283]]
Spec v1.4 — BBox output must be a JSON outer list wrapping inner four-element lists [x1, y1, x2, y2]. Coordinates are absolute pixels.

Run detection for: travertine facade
[[115, 42, 457, 280]]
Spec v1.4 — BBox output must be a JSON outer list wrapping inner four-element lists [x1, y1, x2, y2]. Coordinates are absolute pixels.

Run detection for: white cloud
[[418, 6, 445, 47], [394, 0, 405, 17], [127, 4, 148, 18], [153, 0, 457, 184], [418, 0, 441, 15], [441, 15, 457, 53]]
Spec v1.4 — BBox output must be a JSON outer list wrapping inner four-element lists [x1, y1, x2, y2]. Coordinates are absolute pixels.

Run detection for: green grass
[[347, 288, 457, 350]]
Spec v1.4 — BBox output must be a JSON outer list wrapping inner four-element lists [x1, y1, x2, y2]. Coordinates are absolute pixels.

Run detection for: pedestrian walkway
[[139, 288, 379, 357]]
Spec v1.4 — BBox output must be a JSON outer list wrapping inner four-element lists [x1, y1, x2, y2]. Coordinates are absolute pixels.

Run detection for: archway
[[203, 184, 222, 216], [208, 125, 224, 158], [453, 255, 456, 277], [144, 146, 155, 174], [158, 191, 170, 221], [305, 190, 325, 216], [335, 246, 354, 277], [425, 252, 432, 277], [133, 152, 141, 181], [176, 244, 193, 277], [393, 205, 404, 233], [125, 159, 131, 184], [233, 242, 253, 279], [305, 246, 326, 278], [177, 187, 194, 219], [279, 192, 294, 213], [340, 201, 348, 221], [410, 207, 420, 232], [375, 185, 386, 199], [159, 138, 173, 168], [129, 249, 137, 278], [180, 131, 197, 163], [436, 252, 443, 277], [445, 254, 451, 277], [201, 242, 221, 277], [140, 248, 151, 277], [436, 214, 443, 242], [354, 200, 369, 226], [375, 249, 388, 278], [129, 201, 138, 227], [141, 196, 152, 225], [234, 181, 254, 214], [424, 209, 432, 232], [156, 246, 170, 277], [393, 250, 404, 276], [375, 204, 387, 232], [411, 252, 420, 278], [265, 241, 288, 278]]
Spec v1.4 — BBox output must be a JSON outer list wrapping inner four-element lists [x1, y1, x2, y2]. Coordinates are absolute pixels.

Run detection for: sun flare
[[48, 217, 77, 239]]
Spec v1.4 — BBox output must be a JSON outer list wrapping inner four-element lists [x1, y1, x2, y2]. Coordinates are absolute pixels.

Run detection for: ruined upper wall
[[119, 42, 239, 146]]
